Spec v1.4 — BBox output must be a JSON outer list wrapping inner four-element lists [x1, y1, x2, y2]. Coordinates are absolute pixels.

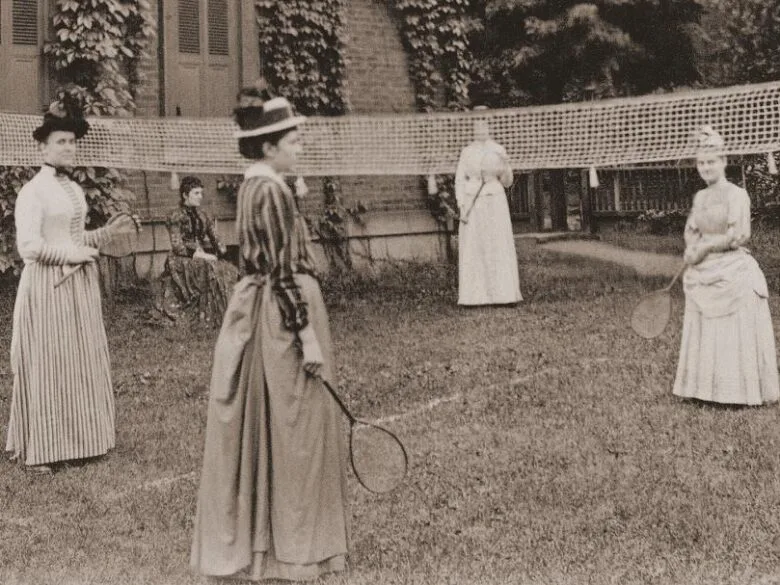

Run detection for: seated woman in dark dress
[[160, 176, 237, 323], [168, 176, 226, 261]]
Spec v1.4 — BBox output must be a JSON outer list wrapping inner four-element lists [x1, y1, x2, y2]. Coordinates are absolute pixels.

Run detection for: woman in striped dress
[[5, 100, 135, 473], [190, 90, 349, 580]]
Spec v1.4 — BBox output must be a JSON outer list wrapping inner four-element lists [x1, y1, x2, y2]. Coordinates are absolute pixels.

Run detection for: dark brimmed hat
[[233, 85, 306, 139], [32, 98, 90, 143]]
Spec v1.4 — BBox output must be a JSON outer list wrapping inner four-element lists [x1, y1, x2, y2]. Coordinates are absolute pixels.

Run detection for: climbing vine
[[394, 0, 472, 113], [254, 0, 367, 268], [0, 0, 155, 275], [255, 0, 348, 116], [394, 0, 473, 228]]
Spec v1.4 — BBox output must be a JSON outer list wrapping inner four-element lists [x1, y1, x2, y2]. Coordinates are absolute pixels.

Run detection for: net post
[[579, 169, 595, 234], [527, 171, 544, 231]]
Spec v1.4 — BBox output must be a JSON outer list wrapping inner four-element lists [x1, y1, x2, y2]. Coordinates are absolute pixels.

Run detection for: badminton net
[[0, 81, 778, 176]]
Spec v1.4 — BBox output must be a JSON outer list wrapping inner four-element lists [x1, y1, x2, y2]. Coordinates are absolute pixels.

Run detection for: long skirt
[[673, 252, 780, 405], [458, 185, 522, 306], [190, 273, 349, 581], [157, 255, 238, 324], [5, 262, 115, 465]]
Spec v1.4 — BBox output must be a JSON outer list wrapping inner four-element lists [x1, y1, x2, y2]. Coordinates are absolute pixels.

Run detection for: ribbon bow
[[44, 163, 73, 179]]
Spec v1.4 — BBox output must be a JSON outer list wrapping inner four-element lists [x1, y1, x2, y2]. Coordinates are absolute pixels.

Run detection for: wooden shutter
[[0, 0, 43, 113], [12, 0, 37, 45], [204, 0, 237, 116], [207, 0, 228, 56], [178, 0, 200, 54], [164, 0, 240, 117]]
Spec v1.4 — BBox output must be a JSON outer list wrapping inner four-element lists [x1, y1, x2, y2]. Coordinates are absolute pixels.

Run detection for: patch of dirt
[[540, 240, 681, 277]]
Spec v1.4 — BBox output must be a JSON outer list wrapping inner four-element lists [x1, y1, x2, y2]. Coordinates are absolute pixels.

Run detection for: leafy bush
[[636, 208, 689, 235]]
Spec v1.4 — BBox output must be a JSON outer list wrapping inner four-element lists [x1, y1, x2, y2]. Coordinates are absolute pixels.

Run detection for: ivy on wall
[[394, 0, 473, 228], [254, 0, 367, 268], [0, 0, 155, 275], [253, 0, 474, 240], [255, 0, 348, 117], [394, 0, 472, 113]]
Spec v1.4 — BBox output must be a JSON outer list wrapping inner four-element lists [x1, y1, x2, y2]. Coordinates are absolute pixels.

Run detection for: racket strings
[[350, 423, 408, 494], [631, 290, 673, 338]]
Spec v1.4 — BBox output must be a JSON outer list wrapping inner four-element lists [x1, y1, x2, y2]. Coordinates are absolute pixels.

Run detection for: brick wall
[[340, 0, 426, 223], [125, 0, 437, 267], [134, 0, 160, 118]]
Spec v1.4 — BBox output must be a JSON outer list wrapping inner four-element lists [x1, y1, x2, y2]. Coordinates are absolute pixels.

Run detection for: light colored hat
[[696, 125, 726, 153], [233, 96, 307, 138]]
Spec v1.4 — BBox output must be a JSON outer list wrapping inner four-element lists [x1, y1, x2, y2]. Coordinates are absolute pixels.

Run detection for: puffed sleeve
[[727, 187, 751, 248], [15, 183, 70, 265], [485, 140, 513, 188], [166, 211, 191, 257], [454, 145, 469, 209], [83, 226, 111, 249], [253, 179, 309, 332], [203, 211, 224, 256]]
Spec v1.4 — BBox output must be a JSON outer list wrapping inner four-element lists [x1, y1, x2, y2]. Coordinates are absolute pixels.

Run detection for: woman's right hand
[[67, 246, 99, 264], [683, 243, 708, 265], [299, 326, 324, 378], [193, 248, 218, 263]]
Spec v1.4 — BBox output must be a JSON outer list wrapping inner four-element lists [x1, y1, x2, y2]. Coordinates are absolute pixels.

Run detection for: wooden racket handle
[[664, 263, 686, 292], [459, 181, 486, 225], [313, 374, 358, 425], [54, 264, 83, 288]]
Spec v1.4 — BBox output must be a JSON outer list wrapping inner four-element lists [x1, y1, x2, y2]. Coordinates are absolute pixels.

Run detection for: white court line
[[102, 471, 197, 502], [2, 356, 663, 524]]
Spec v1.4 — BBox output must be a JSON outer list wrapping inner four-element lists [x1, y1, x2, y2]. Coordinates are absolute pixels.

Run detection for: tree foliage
[[705, 0, 780, 85], [468, 0, 705, 230], [470, 0, 705, 106]]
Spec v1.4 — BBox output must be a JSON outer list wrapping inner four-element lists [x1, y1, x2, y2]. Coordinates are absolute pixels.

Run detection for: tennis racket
[[630, 263, 686, 339], [459, 181, 485, 225], [315, 375, 409, 494], [460, 147, 511, 225], [54, 212, 141, 288]]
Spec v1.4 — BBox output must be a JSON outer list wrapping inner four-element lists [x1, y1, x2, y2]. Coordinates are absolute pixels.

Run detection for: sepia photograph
[[1, 1, 780, 584]]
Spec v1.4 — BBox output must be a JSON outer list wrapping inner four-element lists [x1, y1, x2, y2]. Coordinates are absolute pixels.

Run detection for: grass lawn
[[2, 231, 780, 585]]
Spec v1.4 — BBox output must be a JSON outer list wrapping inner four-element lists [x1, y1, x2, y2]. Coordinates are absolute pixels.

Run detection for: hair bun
[[233, 78, 275, 128], [696, 125, 725, 150]]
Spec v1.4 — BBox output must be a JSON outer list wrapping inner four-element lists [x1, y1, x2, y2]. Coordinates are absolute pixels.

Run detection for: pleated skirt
[[190, 273, 349, 581], [5, 262, 115, 465], [458, 186, 522, 306]]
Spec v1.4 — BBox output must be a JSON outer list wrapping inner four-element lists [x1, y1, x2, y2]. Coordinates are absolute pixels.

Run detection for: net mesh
[[1, 81, 779, 175]]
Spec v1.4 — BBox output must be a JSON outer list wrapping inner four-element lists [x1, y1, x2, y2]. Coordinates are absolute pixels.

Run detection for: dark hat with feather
[[32, 94, 90, 143]]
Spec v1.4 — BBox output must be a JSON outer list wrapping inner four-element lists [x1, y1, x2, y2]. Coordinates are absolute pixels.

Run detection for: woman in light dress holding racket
[[455, 107, 522, 306], [190, 87, 349, 581], [673, 126, 779, 405], [5, 97, 136, 473]]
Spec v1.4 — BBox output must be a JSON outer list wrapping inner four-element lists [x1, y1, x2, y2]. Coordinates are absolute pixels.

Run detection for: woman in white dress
[[673, 125, 779, 405], [455, 111, 522, 306]]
